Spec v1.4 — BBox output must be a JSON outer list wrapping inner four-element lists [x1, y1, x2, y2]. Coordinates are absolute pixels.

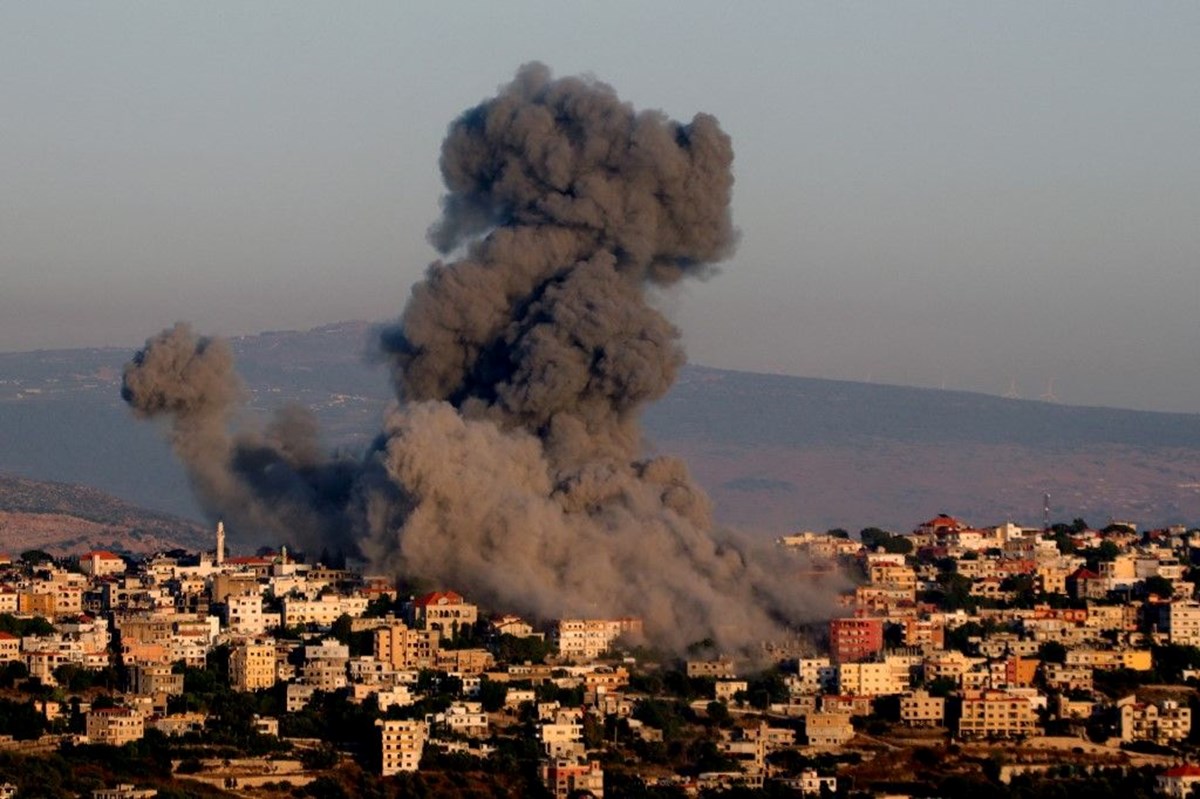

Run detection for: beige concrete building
[[714, 680, 748, 704], [434, 647, 494, 675], [837, 661, 908, 697], [230, 639, 277, 691], [374, 622, 440, 670], [900, 689, 945, 727], [957, 690, 1038, 739], [804, 712, 855, 747], [1119, 696, 1191, 745], [86, 707, 145, 746], [687, 658, 736, 679], [1165, 602, 1200, 647], [378, 719, 428, 775]]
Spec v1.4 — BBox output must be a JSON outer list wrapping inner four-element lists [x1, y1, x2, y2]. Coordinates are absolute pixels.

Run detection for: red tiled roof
[[226, 556, 272, 565], [920, 514, 965, 531], [1163, 765, 1200, 777], [413, 590, 465, 607], [83, 551, 122, 560]]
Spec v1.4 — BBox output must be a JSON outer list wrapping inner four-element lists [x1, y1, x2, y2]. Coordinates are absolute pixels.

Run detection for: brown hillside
[[0, 473, 206, 556]]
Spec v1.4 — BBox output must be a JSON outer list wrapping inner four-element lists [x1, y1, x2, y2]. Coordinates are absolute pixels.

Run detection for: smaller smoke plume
[[122, 323, 361, 555]]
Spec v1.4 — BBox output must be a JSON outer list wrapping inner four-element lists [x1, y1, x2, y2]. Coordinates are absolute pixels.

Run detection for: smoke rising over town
[[122, 64, 832, 652]]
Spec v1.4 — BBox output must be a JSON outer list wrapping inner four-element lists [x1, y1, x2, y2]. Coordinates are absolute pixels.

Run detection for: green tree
[[705, 701, 731, 727], [1039, 641, 1067, 664], [19, 549, 54, 565], [936, 573, 977, 613], [1095, 540, 1121, 562], [478, 678, 507, 712], [860, 528, 892, 550], [1144, 575, 1174, 599]]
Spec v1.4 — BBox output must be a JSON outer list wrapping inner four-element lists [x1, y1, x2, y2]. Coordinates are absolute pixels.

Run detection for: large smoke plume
[[123, 64, 835, 652]]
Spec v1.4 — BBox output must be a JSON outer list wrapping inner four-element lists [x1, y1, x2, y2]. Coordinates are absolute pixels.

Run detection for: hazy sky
[[2, 3, 1198, 412]]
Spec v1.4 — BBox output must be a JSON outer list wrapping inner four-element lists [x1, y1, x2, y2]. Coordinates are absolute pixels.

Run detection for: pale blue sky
[[2, 2, 1198, 412]]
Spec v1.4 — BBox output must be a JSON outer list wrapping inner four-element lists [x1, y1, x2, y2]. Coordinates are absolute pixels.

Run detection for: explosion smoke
[[123, 64, 834, 652]]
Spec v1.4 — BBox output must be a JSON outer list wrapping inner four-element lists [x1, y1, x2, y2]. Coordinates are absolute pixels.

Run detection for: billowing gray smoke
[[124, 64, 836, 652]]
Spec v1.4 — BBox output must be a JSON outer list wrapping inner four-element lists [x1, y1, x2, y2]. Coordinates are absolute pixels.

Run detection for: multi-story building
[[900, 690, 945, 727], [1158, 764, 1200, 799], [540, 759, 604, 799], [791, 658, 837, 695], [442, 701, 489, 738], [1041, 663, 1093, 693], [434, 647, 494, 675], [374, 621, 440, 670], [836, 661, 908, 697], [409, 591, 478, 635], [281, 594, 369, 627], [988, 656, 1039, 690], [555, 618, 642, 662], [225, 595, 271, 635], [79, 551, 126, 578], [956, 690, 1038, 739], [1064, 648, 1152, 672], [127, 663, 184, 698], [230, 639, 277, 691], [86, 707, 145, 746], [714, 680, 747, 704], [804, 712, 854, 747], [301, 638, 349, 692], [900, 618, 945, 650], [539, 721, 584, 758], [0, 632, 19, 662], [829, 618, 884, 664], [378, 719, 428, 775], [687, 658, 736, 679], [1119, 697, 1191, 745], [1150, 601, 1200, 647]]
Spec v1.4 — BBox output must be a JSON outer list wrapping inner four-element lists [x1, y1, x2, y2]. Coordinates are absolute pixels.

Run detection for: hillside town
[[2, 516, 1200, 798]]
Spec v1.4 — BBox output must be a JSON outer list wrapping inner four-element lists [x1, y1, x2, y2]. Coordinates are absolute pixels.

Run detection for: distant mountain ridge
[[1, 321, 1198, 542], [0, 473, 207, 556]]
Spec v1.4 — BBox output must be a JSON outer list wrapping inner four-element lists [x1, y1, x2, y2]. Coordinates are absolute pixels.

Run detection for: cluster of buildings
[[8, 511, 1200, 796], [0, 526, 648, 797], [776, 514, 1200, 751]]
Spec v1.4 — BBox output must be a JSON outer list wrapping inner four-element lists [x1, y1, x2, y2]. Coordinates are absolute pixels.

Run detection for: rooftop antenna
[[1040, 378, 1059, 403], [1003, 377, 1021, 400]]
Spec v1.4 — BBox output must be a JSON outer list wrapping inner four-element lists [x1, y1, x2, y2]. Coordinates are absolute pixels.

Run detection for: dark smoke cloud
[[123, 64, 838, 653], [122, 324, 362, 555]]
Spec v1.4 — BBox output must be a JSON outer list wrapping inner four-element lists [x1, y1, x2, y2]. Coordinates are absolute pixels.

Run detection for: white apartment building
[[282, 594, 369, 627], [555, 618, 642, 662], [225, 595, 273, 635]]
